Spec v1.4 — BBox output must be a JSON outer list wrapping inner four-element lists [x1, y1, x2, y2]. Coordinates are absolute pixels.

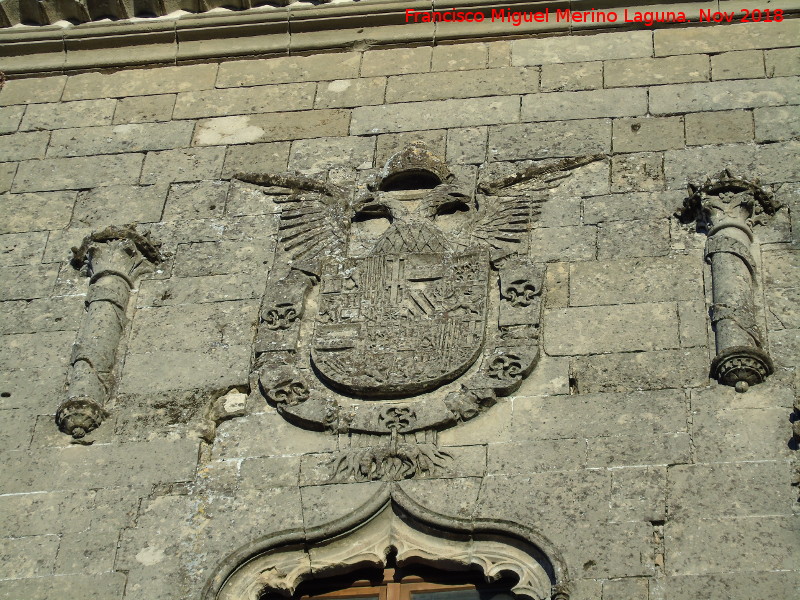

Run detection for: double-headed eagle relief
[[238, 144, 602, 481]]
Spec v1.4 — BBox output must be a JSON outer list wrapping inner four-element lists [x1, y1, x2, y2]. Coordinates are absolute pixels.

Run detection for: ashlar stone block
[[765, 47, 800, 77], [654, 19, 800, 56], [597, 219, 671, 259], [173, 82, 316, 119], [512, 30, 652, 65], [386, 67, 538, 103], [754, 105, 800, 142], [540, 61, 602, 91], [351, 96, 520, 135], [47, 121, 194, 158], [315, 77, 386, 109], [612, 116, 684, 152], [684, 109, 754, 145], [194, 110, 350, 145], [603, 55, 710, 87], [0, 573, 127, 600], [711, 49, 766, 80], [361, 46, 431, 77], [218, 53, 361, 87], [0, 190, 76, 234], [0, 104, 24, 133], [71, 184, 168, 227], [543, 302, 680, 355], [14, 153, 145, 192], [650, 77, 800, 114], [63, 64, 218, 100], [522, 88, 647, 122], [0, 75, 66, 106], [20, 99, 116, 131], [0, 534, 60, 579], [113, 94, 175, 124], [489, 119, 611, 160]]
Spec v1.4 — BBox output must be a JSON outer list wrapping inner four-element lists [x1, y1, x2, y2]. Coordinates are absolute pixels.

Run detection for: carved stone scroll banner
[[240, 144, 604, 480], [56, 226, 162, 438], [680, 171, 781, 392]]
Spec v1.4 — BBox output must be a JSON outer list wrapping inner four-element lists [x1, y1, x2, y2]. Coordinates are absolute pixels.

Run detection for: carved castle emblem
[[240, 144, 602, 480]]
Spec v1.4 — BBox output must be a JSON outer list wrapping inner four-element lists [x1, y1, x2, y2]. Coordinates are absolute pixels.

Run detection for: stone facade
[[0, 5, 799, 600]]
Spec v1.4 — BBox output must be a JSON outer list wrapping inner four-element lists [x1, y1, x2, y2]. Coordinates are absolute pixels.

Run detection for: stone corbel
[[56, 226, 162, 438], [679, 171, 781, 392]]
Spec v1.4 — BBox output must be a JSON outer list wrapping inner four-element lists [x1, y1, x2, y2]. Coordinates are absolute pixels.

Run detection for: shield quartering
[[312, 247, 489, 398]]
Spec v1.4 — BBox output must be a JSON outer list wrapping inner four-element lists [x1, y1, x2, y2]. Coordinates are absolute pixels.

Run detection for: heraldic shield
[[239, 143, 603, 480], [312, 246, 489, 398]]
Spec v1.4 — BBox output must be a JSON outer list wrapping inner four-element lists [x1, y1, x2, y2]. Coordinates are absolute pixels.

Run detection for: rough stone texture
[[0, 17, 797, 600]]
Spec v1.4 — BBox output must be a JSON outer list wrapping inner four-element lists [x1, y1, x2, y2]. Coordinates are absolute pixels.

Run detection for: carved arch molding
[[203, 496, 570, 600]]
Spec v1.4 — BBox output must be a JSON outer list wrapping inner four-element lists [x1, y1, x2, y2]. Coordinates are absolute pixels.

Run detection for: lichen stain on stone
[[194, 116, 265, 145], [327, 80, 352, 93], [136, 546, 166, 566]]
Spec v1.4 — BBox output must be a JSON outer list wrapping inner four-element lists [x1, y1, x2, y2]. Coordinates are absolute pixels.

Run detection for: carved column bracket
[[679, 170, 781, 392], [56, 226, 162, 438]]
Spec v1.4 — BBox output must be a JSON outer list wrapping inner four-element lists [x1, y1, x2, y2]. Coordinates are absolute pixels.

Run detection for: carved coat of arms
[[238, 144, 601, 481]]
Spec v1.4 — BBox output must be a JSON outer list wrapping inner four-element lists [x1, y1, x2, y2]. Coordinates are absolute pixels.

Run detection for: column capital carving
[[71, 225, 163, 286], [679, 169, 781, 234]]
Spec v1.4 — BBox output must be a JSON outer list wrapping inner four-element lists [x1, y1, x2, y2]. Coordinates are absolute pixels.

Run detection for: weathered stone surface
[[668, 461, 794, 521], [612, 116, 684, 152], [13, 153, 144, 192], [162, 180, 229, 221], [432, 42, 488, 71], [610, 466, 667, 522], [222, 141, 290, 179], [0, 231, 48, 266], [300, 481, 386, 531], [765, 46, 800, 77], [661, 572, 800, 600], [754, 105, 800, 142], [194, 110, 350, 145], [63, 64, 218, 100], [0, 534, 60, 578], [212, 412, 336, 460], [513, 390, 687, 441], [361, 46, 431, 77], [289, 136, 375, 172], [0, 76, 66, 106], [588, 433, 691, 468], [439, 399, 512, 446], [315, 77, 386, 108], [218, 53, 361, 87], [0, 191, 75, 234], [691, 386, 793, 462], [119, 345, 251, 395], [47, 122, 194, 157], [684, 109, 754, 145], [397, 477, 483, 520], [0, 162, 16, 193], [140, 147, 225, 184], [711, 49, 765, 80], [241, 455, 301, 489], [664, 141, 800, 188], [351, 96, 519, 135], [20, 99, 116, 131], [487, 439, 585, 475], [528, 225, 597, 262], [0, 296, 83, 335], [597, 219, 671, 259], [583, 190, 682, 224], [512, 30, 652, 65], [650, 77, 800, 114], [544, 302, 680, 355], [540, 61, 601, 91], [446, 126, 488, 164], [489, 119, 610, 160], [0, 489, 94, 536], [604, 54, 710, 87], [666, 516, 799, 575], [602, 578, 649, 600], [0, 264, 59, 301], [0, 330, 75, 370], [173, 82, 315, 119], [0, 104, 23, 133], [72, 184, 168, 227], [611, 152, 664, 192], [523, 88, 647, 122], [0, 438, 199, 493], [0, 131, 49, 161], [572, 347, 709, 394], [677, 300, 709, 348], [0, 573, 127, 600], [171, 238, 273, 278], [113, 93, 175, 124], [654, 19, 800, 56], [386, 67, 538, 103]]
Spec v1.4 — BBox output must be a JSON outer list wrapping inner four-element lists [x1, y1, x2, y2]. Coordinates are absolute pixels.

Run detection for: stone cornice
[[1, 0, 799, 75]]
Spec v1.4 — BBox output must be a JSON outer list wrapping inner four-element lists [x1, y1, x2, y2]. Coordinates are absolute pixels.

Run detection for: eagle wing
[[471, 154, 605, 261], [234, 172, 351, 276]]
